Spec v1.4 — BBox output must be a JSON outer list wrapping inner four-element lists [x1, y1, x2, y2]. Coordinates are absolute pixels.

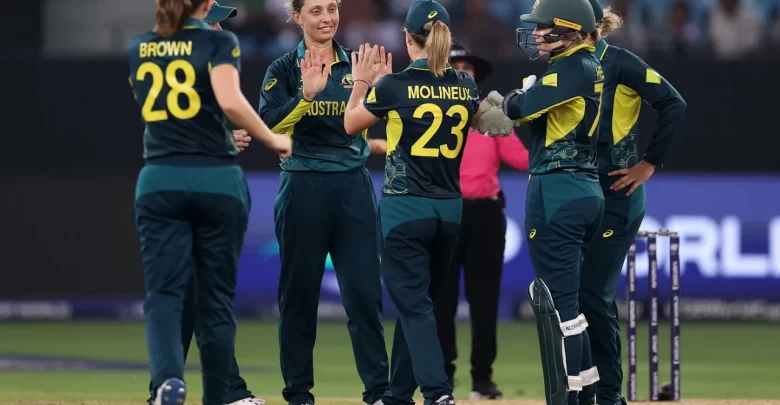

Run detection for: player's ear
[[292, 11, 303, 26], [203, 0, 213, 14]]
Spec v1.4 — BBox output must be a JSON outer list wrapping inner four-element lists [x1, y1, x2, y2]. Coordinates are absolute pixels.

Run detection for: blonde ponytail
[[155, 0, 197, 38], [598, 7, 624, 38], [423, 20, 451, 76]]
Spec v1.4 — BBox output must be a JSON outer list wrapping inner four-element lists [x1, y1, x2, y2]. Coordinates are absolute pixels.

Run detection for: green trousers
[[379, 196, 461, 405], [580, 178, 645, 405], [136, 162, 249, 405], [274, 167, 388, 405], [524, 171, 604, 405]]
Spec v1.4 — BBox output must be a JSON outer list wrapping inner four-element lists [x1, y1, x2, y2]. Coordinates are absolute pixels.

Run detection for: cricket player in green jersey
[[344, 2, 482, 404], [142, 3, 263, 404], [128, 0, 290, 404], [579, 2, 687, 404], [476, 0, 605, 403], [257, 0, 389, 404]]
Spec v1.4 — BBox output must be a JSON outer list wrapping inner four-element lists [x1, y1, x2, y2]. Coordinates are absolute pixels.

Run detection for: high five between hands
[[475, 75, 537, 137], [350, 43, 393, 88]]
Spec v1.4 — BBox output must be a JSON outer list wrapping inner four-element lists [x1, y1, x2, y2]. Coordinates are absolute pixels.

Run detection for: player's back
[[369, 61, 479, 199], [127, 21, 241, 161]]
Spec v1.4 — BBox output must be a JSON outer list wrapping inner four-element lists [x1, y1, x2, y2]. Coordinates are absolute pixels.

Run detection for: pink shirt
[[460, 129, 529, 199]]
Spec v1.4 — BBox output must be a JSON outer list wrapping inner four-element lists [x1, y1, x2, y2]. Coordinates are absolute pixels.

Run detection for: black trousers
[[434, 196, 506, 385]]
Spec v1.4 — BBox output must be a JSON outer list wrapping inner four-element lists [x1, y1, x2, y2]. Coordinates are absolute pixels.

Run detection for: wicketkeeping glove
[[476, 105, 514, 137], [477, 91, 505, 117]]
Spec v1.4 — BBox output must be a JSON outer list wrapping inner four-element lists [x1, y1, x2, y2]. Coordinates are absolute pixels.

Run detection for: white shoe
[[226, 398, 265, 405], [367, 401, 383, 405]]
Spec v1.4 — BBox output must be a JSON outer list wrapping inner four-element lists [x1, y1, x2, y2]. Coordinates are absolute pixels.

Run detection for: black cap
[[449, 40, 492, 82], [403, 0, 451, 37]]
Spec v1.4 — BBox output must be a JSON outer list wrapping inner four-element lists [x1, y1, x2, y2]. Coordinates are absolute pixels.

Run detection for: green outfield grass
[[0, 321, 778, 404]]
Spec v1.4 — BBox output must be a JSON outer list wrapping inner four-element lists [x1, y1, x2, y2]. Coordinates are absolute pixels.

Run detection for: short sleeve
[[363, 75, 396, 118], [210, 30, 241, 72]]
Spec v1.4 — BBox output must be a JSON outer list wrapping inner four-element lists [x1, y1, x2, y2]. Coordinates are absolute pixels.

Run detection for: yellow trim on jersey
[[550, 44, 596, 63], [386, 111, 403, 155], [545, 97, 586, 147], [518, 96, 583, 124], [646, 69, 661, 84], [271, 98, 313, 137], [612, 84, 641, 145]]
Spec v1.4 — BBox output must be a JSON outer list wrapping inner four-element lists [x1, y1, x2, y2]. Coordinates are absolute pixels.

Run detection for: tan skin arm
[[211, 64, 291, 157]]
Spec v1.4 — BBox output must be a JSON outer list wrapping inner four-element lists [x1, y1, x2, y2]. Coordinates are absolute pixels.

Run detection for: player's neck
[[408, 48, 428, 62], [304, 37, 336, 64]]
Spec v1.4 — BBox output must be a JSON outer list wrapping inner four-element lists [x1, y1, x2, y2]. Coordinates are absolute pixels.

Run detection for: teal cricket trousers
[[146, 274, 254, 405], [274, 167, 388, 405], [135, 160, 250, 405], [579, 178, 645, 405], [524, 171, 604, 405], [379, 196, 461, 405]]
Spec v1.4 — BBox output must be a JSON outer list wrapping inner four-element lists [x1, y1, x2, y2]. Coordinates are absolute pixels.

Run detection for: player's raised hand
[[372, 45, 392, 86], [233, 129, 251, 152], [301, 48, 331, 101], [608, 160, 656, 196], [351, 43, 380, 87]]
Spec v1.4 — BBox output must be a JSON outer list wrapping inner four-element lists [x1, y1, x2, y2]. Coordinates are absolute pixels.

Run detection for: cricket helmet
[[516, 0, 597, 60]]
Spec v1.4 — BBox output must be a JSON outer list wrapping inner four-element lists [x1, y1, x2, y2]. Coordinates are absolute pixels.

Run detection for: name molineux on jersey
[[139, 41, 194, 58], [407, 85, 472, 101]]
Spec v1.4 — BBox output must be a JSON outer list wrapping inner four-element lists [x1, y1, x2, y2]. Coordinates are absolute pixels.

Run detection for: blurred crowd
[[221, 0, 780, 61]]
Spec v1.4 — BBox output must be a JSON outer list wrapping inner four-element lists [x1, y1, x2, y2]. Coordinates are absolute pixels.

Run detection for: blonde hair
[[408, 20, 452, 76], [284, 0, 342, 22], [597, 7, 624, 38], [155, 0, 203, 38]]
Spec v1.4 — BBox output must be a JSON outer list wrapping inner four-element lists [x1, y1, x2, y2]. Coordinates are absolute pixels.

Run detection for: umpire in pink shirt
[[434, 40, 530, 400]]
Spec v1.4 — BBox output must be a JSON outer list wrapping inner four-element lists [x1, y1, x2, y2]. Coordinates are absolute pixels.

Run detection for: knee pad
[[528, 278, 600, 404]]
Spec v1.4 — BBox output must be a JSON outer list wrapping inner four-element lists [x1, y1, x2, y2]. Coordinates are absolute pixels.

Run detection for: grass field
[[0, 321, 779, 405]]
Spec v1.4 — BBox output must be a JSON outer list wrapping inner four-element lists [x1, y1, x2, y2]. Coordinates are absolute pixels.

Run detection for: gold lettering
[[407, 85, 471, 101], [139, 41, 193, 58]]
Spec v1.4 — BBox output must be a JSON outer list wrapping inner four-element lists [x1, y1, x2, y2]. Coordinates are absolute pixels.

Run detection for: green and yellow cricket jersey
[[127, 18, 241, 162], [593, 39, 687, 174], [504, 44, 603, 176], [258, 40, 369, 172], [363, 59, 479, 199]]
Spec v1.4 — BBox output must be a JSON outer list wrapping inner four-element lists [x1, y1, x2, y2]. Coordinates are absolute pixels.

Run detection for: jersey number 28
[[411, 103, 468, 159], [135, 60, 202, 122]]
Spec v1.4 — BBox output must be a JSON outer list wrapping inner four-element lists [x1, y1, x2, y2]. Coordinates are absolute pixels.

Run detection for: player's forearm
[[258, 91, 312, 134], [643, 97, 687, 167], [502, 90, 551, 122], [223, 99, 279, 147], [502, 90, 527, 121], [344, 81, 371, 135]]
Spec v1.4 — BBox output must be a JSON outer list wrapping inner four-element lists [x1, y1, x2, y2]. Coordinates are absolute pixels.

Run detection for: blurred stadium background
[[1, 0, 780, 403]]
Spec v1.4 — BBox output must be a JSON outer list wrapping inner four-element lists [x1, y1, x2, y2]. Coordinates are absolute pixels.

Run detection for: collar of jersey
[[405, 58, 453, 71], [296, 40, 350, 68], [550, 43, 596, 64], [593, 39, 608, 60], [182, 18, 210, 30]]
